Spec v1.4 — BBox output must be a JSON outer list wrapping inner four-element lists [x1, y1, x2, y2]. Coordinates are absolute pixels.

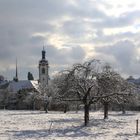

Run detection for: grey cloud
[[95, 40, 140, 77], [61, 20, 88, 38], [93, 10, 140, 28], [93, 31, 137, 44], [68, 0, 107, 20], [46, 45, 85, 65], [29, 35, 47, 45], [0, 0, 140, 79], [70, 46, 85, 60], [95, 40, 136, 65]]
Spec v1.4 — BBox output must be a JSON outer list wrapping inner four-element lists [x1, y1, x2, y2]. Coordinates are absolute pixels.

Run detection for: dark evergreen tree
[[27, 72, 34, 80]]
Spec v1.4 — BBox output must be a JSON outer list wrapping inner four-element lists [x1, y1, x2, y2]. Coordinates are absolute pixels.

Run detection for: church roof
[[8, 80, 38, 92], [0, 81, 9, 89]]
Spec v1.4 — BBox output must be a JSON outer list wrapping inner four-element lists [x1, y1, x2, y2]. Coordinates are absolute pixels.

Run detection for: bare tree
[[39, 84, 48, 112], [97, 64, 133, 119], [53, 60, 135, 125], [33, 83, 52, 112], [56, 60, 101, 126], [116, 80, 135, 114], [49, 73, 72, 112]]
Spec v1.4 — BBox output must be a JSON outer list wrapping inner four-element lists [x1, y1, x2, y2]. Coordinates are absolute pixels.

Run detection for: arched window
[[42, 68, 45, 74]]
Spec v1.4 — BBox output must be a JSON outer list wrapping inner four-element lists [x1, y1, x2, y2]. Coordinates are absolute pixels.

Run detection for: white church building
[[0, 48, 50, 109], [8, 48, 49, 93]]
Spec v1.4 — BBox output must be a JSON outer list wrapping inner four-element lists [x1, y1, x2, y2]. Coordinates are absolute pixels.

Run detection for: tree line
[[0, 59, 139, 126]]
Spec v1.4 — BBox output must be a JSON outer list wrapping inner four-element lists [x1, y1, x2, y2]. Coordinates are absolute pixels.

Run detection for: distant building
[[127, 76, 140, 85]]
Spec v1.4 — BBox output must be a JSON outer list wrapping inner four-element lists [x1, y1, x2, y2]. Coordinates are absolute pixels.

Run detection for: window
[[42, 68, 45, 74]]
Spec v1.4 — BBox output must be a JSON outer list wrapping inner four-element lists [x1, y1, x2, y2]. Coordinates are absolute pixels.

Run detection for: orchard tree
[[56, 60, 101, 126], [50, 74, 76, 112], [31, 82, 52, 112], [119, 81, 139, 112], [37, 83, 52, 112], [54, 60, 135, 125], [116, 80, 135, 114], [97, 64, 133, 119]]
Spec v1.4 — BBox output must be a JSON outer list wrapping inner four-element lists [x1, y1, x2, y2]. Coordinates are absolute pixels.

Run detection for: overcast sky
[[1, 0, 140, 80]]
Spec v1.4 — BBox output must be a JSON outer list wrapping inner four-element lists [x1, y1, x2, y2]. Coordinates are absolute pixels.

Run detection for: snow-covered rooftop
[[8, 80, 38, 92]]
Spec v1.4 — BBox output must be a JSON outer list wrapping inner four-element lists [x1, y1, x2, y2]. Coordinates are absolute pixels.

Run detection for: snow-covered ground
[[0, 110, 140, 140]]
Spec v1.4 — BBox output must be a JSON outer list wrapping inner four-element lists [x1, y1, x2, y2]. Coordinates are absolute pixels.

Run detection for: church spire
[[16, 59, 18, 79], [42, 46, 46, 59], [13, 59, 18, 82]]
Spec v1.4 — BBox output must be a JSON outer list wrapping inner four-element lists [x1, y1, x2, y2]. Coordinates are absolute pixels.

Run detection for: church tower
[[39, 47, 49, 86]]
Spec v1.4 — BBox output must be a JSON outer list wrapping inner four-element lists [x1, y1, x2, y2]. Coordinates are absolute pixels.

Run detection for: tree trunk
[[76, 104, 79, 113], [104, 102, 109, 119], [64, 104, 67, 113], [33, 101, 35, 110], [84, 104, 90, 126], [44, 102, 49, 113], [121, 104, 126, 114]]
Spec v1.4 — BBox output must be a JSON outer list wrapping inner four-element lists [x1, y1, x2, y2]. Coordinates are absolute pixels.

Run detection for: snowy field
[[0, 110, 140, 140]]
